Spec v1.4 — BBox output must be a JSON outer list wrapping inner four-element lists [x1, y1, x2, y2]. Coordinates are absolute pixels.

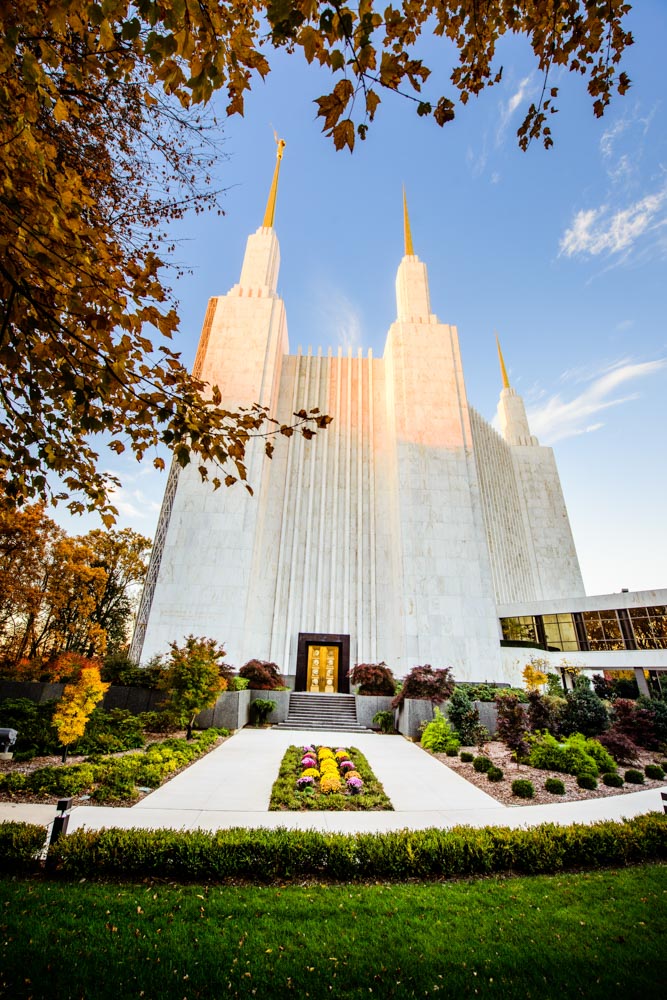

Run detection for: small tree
[[239, 659, 284, 690], [447, 687, 484, 746], [348, 662, 396, 696], [161, 636, 230, 739], [495, 693, 530, 760], [392, 665, 454, 709], [522, 658, 548, 692], [52, 662, 109, 761]]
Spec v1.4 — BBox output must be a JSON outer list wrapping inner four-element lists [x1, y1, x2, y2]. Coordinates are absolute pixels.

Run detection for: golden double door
[[306, 645, 339, 693]]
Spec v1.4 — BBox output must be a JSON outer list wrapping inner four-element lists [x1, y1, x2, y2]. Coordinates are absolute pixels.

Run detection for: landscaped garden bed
[[0, 729, 228, 806], [431, 740, 667, 806], [269, 744, 393, 810]]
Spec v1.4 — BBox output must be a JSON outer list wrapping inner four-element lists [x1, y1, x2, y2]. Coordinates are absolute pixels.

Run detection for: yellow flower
[[301, 767, 320, 778], [320, 774, 342, 794], [345, 770, 362, 780], [318, 747, 335, 760]]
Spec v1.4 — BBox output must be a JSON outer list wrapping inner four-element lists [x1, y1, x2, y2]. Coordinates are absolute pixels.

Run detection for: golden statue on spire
[[402, 186, 415, 256], [262, 133, 286, 229], [495, 332, 511, 390]]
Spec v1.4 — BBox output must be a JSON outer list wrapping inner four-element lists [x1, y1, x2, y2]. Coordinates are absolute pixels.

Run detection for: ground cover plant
[[0, 730, 227, 804], [1, 864, 666, 999], [269, 745, 392, 811]]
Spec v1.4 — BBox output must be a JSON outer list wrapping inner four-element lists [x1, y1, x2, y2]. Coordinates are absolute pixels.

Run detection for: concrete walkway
[[1, 728, 662, 834]]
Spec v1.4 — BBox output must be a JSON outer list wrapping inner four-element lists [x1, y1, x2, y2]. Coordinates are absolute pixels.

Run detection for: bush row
[[40, 813, 667, 880], [0, 822, 46, 872]]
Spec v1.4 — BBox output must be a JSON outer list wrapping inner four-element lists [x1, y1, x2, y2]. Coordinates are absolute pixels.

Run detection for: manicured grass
[[2, 866, 666, 998], [269, 744, 393, 810]]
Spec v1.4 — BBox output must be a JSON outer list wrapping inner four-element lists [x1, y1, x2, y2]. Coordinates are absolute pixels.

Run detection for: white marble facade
[[131, 219, 584, 681]]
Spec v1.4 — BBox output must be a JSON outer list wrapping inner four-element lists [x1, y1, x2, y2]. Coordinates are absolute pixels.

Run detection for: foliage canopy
[[0, 2, 632, 517]]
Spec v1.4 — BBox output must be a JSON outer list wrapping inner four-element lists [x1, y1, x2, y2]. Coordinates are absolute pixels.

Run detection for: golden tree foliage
[[0, 505, 151, 668], [52, 662, 109, 759], [522, 658, 548, 691], [0, 3, 631, 516]]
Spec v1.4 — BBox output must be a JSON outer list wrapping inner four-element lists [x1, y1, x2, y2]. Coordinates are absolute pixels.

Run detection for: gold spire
[[262, 134, 286, 229], [403, 186, 414, 256], [495, 332, 511, 390]]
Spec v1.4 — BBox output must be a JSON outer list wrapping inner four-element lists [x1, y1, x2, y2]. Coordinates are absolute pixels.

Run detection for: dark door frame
[[295, 633, 351, 693]]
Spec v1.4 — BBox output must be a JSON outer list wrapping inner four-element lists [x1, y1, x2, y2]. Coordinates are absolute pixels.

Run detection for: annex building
[[131, 146, 667, 696]]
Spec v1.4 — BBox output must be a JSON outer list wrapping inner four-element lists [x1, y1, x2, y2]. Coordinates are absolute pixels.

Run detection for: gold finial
[[403, 186, 414, 256], [262, 133, 286, 229], [495, 332, 511, 390]]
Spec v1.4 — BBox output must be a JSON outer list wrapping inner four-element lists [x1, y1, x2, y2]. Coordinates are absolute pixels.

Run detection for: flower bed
[[269, 744, 393, 811]]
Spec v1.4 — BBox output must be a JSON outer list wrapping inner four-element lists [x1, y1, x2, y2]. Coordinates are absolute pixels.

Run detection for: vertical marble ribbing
[[329, 348, 342, 626], [283, 349, 309, 671], [314, 349, 330, 630], [356, 348, 363, 661], [270, 354, 301, 665], [368, 350, 377, 661], [301, 349, 318, 627], [343, 349, 352, 633]]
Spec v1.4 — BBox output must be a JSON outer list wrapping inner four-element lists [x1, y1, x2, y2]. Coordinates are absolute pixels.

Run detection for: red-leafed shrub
[[239, 659, 284, 690], [495, 692, 530, 758], [348, 662, 396, 696], [391, 665, 454, 708], [612, 698, 656, 748], [597, 726, 639, 765]]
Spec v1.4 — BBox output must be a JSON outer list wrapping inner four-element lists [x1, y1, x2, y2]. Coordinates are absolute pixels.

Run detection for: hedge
[[0, 822, 46, 872], [41, 813, 667, 881]]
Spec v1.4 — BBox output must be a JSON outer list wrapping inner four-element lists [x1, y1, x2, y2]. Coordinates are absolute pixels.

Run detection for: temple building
[[130, 144, 666, 695]]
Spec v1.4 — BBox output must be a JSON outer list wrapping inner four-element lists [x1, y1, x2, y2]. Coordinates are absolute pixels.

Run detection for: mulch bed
[[431, 740, 667, 806]]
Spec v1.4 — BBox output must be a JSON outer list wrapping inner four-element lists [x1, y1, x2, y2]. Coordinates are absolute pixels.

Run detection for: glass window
[[629, 607, 667, 649], [500, 617, 537, 643], [543, 613, 578, 651]]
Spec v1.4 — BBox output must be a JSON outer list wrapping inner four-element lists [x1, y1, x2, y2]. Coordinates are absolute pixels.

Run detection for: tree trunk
[[61, 745, 68, 763], [186, 715, 194, 740]]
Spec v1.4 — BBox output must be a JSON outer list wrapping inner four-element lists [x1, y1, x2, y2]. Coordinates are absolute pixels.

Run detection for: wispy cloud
[[527, 357, 667, 443], [559, 184, 667, 260], [496, 75, 533, 145], [312, 286, 364, 355]]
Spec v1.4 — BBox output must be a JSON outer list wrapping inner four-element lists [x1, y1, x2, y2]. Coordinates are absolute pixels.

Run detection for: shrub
[[137, 710, 178, 734], [527, 690, 565, 736], [46, 814, 667, 881], [250, 698, 276, 726], [239, 659, 284, 690], [228, 676, 250, 691], [645, 764, 665, 781], [457, 684, 528, 703], [624, 769, 645, 785], [160, 636, 230, 737], [75, 707, 145, 755], [602, 772, 624, 788], [487, 766, 503, 782], [372, 710, 396, 734], [566, 733, 616, 774], [460, 751, 474, 762], [597, 726, 639, 765], [562, 684, 609, 737], [511, 779, 534, 799], [348, 662, 396, 696], [0, 822, 46, 872], [447, 688, 486, 745], [638, 696, 667, 746], [473, 755, 492, 773], [610, 699, 656, 748], [392, 665, 454, 708], [445, 747, 458, 756], [527, 731, 601, 777], [577, 773, 598, 790], [0, 697, 59, 756], [420, 708, 460, 754], [545, 778, 565, 795]]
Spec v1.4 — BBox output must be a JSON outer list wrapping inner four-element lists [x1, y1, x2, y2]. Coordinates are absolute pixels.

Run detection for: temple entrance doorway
[[295, 633, 350, 693]]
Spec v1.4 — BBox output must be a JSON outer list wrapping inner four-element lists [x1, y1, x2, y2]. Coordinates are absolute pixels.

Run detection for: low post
[[662, 791, 667, 816], [48, 797, 74, 848]]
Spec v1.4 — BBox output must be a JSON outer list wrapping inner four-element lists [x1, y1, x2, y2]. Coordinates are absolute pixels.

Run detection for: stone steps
[[273, 693, 369, 731]]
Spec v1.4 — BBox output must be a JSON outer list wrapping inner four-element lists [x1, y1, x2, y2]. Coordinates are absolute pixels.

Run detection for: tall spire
[[495, 332, 511, 390], [262, 135, 286, 229], [403, 186, 414, 256]]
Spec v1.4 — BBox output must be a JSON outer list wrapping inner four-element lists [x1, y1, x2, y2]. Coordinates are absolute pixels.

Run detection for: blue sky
[[56, 3, 667, 598]]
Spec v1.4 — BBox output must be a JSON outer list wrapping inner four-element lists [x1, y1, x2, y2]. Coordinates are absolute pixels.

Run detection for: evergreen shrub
[[460, 751, 474, 762], [487, 766, 503, 782], [645, 764, 665, 781], [544, 778, 565, 795], [45, 815, 667, 881], [372, 710, 396, 734], [624, 769, 645, 784], [446, 747, 459, 756], [577, 773, 598, 790], [0, 822, 46, 872], [602, 772, 624, 788], [562, 680, 609, 737], [511, 779, 534, 799], [472, 755, 492, 773]]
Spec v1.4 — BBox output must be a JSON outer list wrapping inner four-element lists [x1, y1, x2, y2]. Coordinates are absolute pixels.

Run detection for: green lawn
[[2, 865, 666, 998]]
